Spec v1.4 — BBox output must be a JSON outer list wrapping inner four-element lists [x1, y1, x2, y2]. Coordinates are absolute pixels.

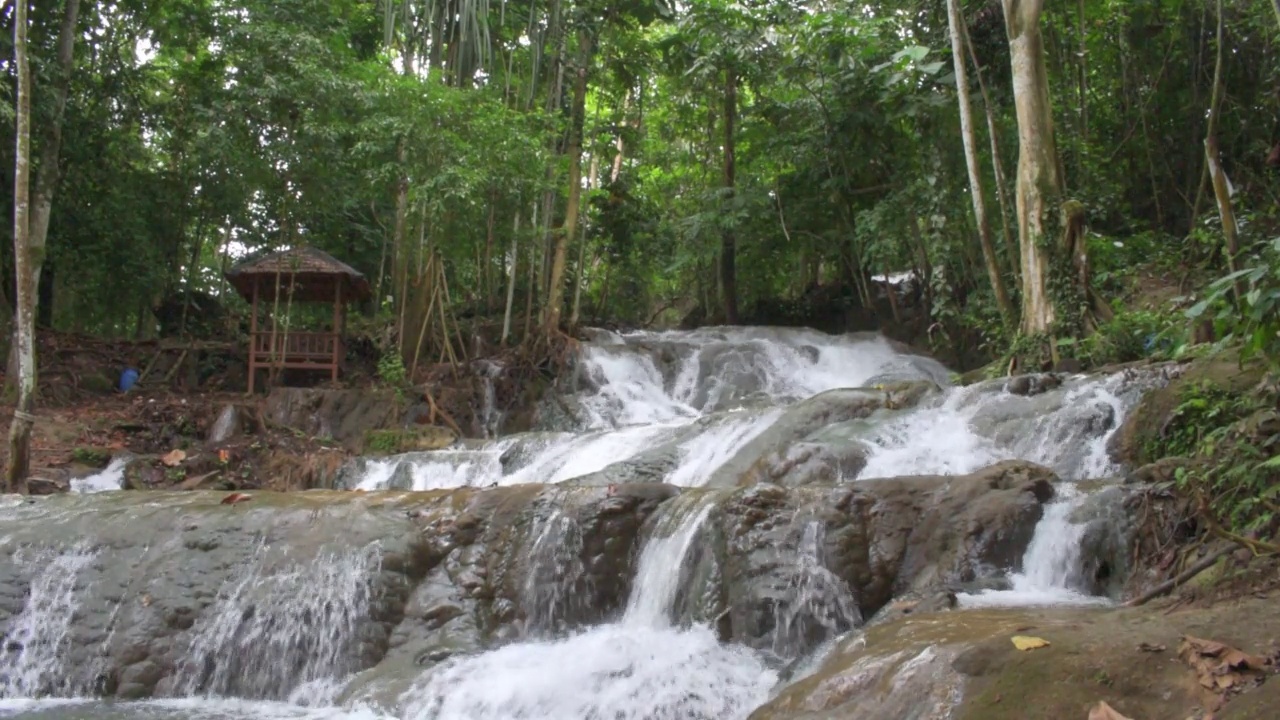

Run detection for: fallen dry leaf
[[1178, 635, 1271, 695], [1138, 642, 1167, 653], [1012, 635, 1050, 651], [1087, 700, 1134, 720], [161, 448, 187, 467], [220, 492, 252, 506]]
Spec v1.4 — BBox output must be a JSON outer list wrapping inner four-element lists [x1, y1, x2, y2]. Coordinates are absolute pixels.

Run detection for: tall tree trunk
[[6, 0, 34, 492], [1272, 0, 1280, 31], [960, 14, 1017, 265], [1002, 0, 1061, 335], [484, 193, 496, 311], [569, 154, 599, 329], [6, 0, 80, 396], [392, 43, 415, 348], [543, 30, 593, 335], [949, 0, 1014, 325], [720, 67, 740, 324], [501, 208, 521, 345], [1204, 0, 1243, 304]]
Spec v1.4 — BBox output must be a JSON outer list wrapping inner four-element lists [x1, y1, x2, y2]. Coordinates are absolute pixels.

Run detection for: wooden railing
[[250, 331, 338, 365]]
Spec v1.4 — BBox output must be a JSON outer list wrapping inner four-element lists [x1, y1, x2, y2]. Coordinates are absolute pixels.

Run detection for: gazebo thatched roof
[[225, 247, 371, 304]]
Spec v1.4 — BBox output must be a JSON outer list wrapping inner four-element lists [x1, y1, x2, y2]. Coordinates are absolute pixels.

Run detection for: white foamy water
[[959, 485, 1111, 608], [69, 458, 127, 494], [770, 521, 860, 658], [860, 372, 1139, 481], [395, 495, 775, 720], [173, 543, 382, 700], [0, 327, 1164, 718], [0, 544, 98, 699], [0, 697, 392, 719], [353, 327, 945, 493]]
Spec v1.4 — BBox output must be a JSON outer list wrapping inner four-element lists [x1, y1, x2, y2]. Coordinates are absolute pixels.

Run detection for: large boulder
[[0, 484, 674, 701], [708, 382, 938, 487], [264, 387, 401, 448], [751, 595, 1280, 720], [671, 461, 1056, 661]]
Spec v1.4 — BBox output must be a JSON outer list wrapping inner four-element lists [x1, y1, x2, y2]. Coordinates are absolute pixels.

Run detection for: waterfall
[[0, 544, 97, 699], [624, 498, 717, 626], [172, 542, 382, 701], [395, 495, 775, 720], [70, 459, 127, 494], [349, 328, 946, 492], [0, 326, 1168, 718], [521, 509, 586, 635], [859, 372, 1142, 482], [769, 521, 860, 659], [958, 485, 1111, 608]]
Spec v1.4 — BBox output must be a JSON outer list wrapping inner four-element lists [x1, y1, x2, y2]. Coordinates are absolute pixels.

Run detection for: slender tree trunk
[[960, 15, 1017, 265], [1272, 0, 1280, 32], [1002, 0, 1061, 335], [949, 0, 1014, 325], [392, 43, 415, 347], [569, 154, 599, 329], [543, 30, 594, 335], [6, 0, 34, 492], [484, 194, 496, 311], [6, 0, 81, 396], [720, 67, 740, 324], [1204, 0, 1243, 304], [501, 208, 521, 345], [178, 213, 207, 337]]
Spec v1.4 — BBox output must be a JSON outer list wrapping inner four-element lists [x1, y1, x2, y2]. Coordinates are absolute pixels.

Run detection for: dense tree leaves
[[0, 0, 1274, 357]]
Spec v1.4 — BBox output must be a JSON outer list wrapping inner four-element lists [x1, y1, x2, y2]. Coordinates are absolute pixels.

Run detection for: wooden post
[[248, 277, 259, 394], [331, 279, 342, 384]]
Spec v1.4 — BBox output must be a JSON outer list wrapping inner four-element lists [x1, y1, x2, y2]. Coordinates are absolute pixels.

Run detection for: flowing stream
[[0, 327, 1163, 719]]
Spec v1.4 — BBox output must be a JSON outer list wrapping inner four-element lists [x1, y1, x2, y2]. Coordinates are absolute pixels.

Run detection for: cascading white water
[[770, 521, 860, 659], [394, 494, 775, 720], [858, 370, 1152, 604], [859, 372, 1139, 481], [173, 542, 382, 701], [351, 328, 943, 493], [521, 508, 586, 635], [0, 327, 1163, 719], [0, 544, 98, 699], [69, 459, 127, 494], [958, 484, 1110, 608]]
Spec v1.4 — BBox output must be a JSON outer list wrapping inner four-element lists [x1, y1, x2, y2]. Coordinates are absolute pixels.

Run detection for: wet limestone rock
[[1109, 356, 1258, 466], [749, 601, 1231, 720], [264, 387, 401, 447], [711, 382, 938, 487], [710, 461, 1056, 659], [1005, 372, 1063, 397]]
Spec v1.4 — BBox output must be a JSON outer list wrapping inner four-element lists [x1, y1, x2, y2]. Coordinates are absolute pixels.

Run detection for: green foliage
[[363, 429, 401, 454], [1148, 381, 1257, 460], [71, 447, 112, 468], [376, 350, 408, 388], [1187, 237, 1280, 370], [1066, 309, 1184, 367], [1159, 379, 1280, 538], [0, 0, 1276, 371]]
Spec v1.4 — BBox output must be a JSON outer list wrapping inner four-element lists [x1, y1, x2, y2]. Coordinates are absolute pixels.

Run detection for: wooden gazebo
[[225, 247, 371, 393]]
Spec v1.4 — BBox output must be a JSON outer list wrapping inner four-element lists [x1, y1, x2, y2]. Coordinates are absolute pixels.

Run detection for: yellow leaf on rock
[[1012, 635, 1050, 651], [161, 449, 186, 467]]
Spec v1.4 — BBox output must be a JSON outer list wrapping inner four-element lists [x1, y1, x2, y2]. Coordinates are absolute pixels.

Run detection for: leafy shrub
[[1070, 309, 1184, 367], [1187, 236, 1280, 370], [376, 351, 408, 387]]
